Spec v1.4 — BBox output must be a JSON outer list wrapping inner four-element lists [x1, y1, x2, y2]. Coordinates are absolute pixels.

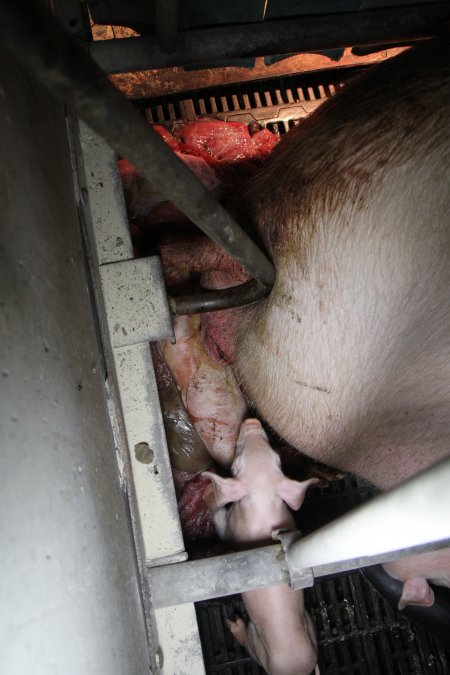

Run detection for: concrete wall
[[0, 49, 153, 675]]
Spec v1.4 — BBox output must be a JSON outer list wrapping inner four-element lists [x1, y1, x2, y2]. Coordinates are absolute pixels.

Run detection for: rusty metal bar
[[89, 4, 450, 73]]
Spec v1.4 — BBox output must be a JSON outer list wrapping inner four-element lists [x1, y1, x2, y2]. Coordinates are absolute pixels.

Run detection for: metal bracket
[[100, 256, 173, 348], [272, 528, 315, 591]]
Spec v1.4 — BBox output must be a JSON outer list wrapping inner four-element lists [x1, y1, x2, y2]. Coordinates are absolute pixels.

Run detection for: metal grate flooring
[[196, 578, 449, 674], [135, 66, 365, 135]]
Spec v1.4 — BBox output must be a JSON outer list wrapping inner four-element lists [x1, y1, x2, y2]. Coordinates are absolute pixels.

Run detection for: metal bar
[[88, 4, 450, 73], [100, 257, 173, 347], [147, 536, 450, 609], [284, 457, 450, 588], [148, 544, 289, 609], [168, 279, 269, 314], [74, 121, 205, 672], [155, 0, 179, 54], [74, 122, 185, 565], [0, 0, 275, 289]]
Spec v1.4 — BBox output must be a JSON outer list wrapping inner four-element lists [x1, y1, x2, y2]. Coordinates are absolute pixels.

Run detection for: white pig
[[203, 418, 319, 675], [199, 34, 450, 607]]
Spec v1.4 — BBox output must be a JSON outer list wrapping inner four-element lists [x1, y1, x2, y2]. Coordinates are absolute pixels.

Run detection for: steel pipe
[[0, 1, 276, 290], [147, 534, 450, 609], [168, 279, 269, 314], [88, 4, 450, 73], [148, 544, 289, 609]]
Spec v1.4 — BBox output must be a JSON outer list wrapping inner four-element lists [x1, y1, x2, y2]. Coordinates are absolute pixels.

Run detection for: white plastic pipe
[[285, 457, 450, 587]]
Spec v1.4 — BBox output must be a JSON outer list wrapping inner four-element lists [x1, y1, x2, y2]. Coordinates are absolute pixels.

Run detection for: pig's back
[[235, 35, 450, 489]]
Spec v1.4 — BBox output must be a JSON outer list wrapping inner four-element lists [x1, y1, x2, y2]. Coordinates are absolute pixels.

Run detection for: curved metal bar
[[168, 279, 270, 315], [1, 0, 276, 290]]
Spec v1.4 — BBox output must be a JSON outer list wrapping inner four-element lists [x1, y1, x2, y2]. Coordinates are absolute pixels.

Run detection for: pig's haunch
[[228, 34, 450, 492]]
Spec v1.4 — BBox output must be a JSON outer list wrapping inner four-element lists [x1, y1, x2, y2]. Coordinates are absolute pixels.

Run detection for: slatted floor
[[135, 66, 363, 135], [196, 578, 449, 675]]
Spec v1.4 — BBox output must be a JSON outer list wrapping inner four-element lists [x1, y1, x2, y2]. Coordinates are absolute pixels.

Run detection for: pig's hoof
[[398, 577, 435, 610], [226, 616, 247, 645]]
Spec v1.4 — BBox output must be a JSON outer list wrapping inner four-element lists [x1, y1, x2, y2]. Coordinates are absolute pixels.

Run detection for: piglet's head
[[203, 470, 317, 510], [203, 418, 318, 510]]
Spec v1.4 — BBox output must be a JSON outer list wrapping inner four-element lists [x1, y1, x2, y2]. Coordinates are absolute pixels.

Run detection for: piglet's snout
[[236, 418, 268, 451], [241, 418, 263, 432]]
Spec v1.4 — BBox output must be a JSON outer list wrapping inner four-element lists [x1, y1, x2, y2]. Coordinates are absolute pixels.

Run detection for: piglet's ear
[[202, 471, 247, 508], [277, 477, 319, 511]]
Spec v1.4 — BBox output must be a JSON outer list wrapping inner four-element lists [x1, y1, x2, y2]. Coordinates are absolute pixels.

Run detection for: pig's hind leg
[[228, 616, 319, 675], [227, 616, 270, 671], [226, 616, 248, 646]]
